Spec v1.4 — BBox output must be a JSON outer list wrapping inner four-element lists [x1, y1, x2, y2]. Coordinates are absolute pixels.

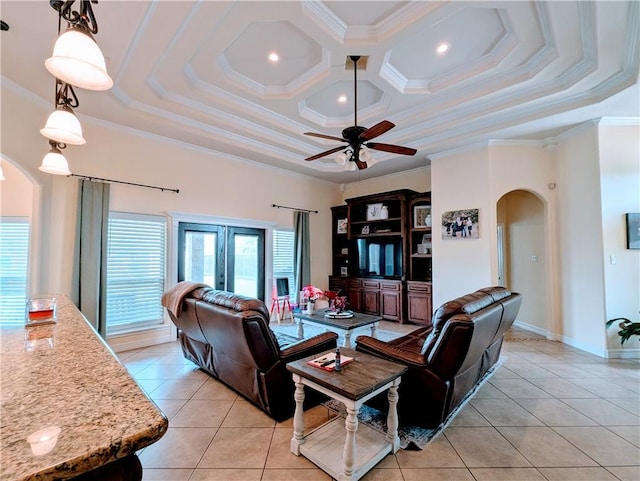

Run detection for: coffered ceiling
[[1, 1, 638, 183]]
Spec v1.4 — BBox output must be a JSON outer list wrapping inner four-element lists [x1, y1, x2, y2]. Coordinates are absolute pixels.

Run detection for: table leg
[[370, 321, 378, 338], [339, 404, 359, 481], [290, 375, 305, 455], [385, 378, 401, 453], [343, 330, 352, 349]]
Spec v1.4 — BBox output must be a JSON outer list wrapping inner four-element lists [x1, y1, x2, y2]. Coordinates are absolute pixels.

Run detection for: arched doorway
[[497, 190, 549, 336]]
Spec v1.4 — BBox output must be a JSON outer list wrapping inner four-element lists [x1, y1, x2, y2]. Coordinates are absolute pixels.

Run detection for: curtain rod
[[69, 174, 179, 194], [272, 203, 318, 214]]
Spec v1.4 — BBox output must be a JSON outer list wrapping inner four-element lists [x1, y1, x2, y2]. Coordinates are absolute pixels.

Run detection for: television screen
[[356, 239, 402, 278]]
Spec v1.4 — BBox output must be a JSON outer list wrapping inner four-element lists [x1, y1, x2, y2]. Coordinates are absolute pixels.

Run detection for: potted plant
[[606, 312, 640, 345]]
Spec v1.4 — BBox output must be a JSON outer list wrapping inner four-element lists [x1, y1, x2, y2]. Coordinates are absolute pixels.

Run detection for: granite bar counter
[[0, 295, 168, 481]]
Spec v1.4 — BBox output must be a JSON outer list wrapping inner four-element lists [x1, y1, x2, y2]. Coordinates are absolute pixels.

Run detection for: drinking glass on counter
[[25, 297, 57, 326]]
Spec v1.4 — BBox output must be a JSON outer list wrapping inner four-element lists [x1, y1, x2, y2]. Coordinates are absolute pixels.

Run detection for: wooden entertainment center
[[329, 189, 432, 325]]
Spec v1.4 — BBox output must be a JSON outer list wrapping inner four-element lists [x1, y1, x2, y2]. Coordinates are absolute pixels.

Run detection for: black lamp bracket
[[55, 80, 80, 109], [50, 0, 100, 35]]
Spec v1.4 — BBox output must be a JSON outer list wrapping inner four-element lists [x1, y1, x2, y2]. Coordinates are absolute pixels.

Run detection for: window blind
[[273, 229, 295, 297], [106, 213, 166, 332], [0, 218, 30, 325]]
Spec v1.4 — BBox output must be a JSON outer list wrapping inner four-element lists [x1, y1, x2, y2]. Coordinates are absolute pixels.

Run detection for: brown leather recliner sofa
[[162, 283, 338, 421], [355, 286, 522, 429]]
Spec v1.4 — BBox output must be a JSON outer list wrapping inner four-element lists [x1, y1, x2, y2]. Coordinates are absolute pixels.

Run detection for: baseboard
[[512, 320, 549, 338], [107, 324, 174, 353]]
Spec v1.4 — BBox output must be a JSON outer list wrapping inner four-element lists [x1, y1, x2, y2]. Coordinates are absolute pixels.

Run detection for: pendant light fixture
[[45, 0, 112, 91], [40, 80, 86, 145], [39, 141, 71, 176]]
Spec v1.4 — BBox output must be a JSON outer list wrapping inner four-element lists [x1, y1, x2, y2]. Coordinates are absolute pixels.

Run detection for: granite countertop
[[0, 295, 168, 481]]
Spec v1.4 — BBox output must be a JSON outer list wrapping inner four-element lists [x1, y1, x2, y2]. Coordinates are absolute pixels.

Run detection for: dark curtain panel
[[293, 210, 310, 304], [71, 179, 110, 337]]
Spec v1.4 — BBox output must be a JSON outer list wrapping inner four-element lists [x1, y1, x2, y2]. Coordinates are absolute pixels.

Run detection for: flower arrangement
[[332, 296, 348, 314], [302, 284, 324, 304]]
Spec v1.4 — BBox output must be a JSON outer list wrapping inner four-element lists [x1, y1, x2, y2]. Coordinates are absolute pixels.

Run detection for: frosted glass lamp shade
[[335, 152, 348, 166], [45, 27, 113, 91], [39, 147, 71, 176], [40, 108, 86, 145], [359, 147, 373, 162], [344, 160, 357, 171], [0, 165, 5, 181]]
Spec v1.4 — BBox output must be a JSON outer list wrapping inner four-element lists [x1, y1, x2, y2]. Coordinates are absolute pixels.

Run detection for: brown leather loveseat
[[355, 286, 522, 428], [162, 282, 338, 421]]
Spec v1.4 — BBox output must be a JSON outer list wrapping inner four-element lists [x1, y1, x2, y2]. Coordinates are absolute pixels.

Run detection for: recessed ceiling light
[[436, 42, 450, 55], [338, 95, 347, 103], [268, 52, 279, 62]]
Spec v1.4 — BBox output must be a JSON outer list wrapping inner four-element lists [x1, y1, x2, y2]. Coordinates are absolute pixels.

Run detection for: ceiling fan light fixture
[[335, 152, 348, 165], [40, 106, 86, 145], [45, 26, 113, 91], [344, 160, 357, 171], [39, 142, 71, 176]]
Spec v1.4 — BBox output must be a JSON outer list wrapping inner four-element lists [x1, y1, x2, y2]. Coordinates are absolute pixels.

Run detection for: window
[[106, 213, 166, 333], [273, 228, 295, 297], [0, 217, 30, 325]]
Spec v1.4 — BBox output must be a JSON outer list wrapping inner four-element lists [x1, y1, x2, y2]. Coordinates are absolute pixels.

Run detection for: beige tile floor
[[118, 322, 640, 481]]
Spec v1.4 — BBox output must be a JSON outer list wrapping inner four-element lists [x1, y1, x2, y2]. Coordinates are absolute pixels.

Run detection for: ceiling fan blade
[[359, 120, 395, 141], [304, 132, 348, 142], [366, 142, 417, 156], [305, 146, 347, 161]]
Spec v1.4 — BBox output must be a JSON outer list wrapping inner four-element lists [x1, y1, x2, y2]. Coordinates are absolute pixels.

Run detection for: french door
[[177, 222, 265, 300]]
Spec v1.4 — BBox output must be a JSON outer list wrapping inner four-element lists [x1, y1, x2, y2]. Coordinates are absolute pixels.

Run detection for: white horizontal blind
[[106, 213, 166, 332], [273, 229, 295, 297], [0, 217, 30, 325]]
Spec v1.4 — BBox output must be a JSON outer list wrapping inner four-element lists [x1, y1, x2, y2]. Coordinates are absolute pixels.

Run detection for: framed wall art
[[626, 213, 640, 249], [442, 209, 479, 239], [337, 218, 348, 234], [414, 205, 431, 228], [366, 203, 384, 221]]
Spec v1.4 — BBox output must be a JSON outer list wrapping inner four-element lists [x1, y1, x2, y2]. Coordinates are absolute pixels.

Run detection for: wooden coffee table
[[293, 310, 382, 349], [287, 348, 407, 481]]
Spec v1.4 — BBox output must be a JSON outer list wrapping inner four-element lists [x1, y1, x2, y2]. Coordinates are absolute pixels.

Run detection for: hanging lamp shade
[[45, 27, 113, 91], [39, 145, 71, 176], [40, 106, 86, 145]]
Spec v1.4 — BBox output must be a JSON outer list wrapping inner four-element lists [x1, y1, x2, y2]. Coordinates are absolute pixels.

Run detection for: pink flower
[[302, 284, 323, 303]]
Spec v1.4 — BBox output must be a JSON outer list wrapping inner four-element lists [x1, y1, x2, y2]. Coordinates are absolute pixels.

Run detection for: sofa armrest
[[356, 336, 427, 367], [279, 332, 338, 361]]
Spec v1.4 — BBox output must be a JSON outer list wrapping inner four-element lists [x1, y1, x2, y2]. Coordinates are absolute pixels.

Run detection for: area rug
[[323, 357, 505, 450]]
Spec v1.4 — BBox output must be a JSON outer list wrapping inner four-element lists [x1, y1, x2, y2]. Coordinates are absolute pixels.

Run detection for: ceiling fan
[[304, 55, 417, 170]]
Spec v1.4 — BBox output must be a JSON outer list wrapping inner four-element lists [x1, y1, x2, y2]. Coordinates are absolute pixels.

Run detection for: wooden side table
[[286, 349, 407, 481]]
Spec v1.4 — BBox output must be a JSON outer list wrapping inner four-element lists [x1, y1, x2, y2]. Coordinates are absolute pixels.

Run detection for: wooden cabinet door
[[346, 279, 362, 312], [407, 292, 431, 325], [381, 289, 401, 320], [406, 281, 432, 325], [362, 288, 380, 315]]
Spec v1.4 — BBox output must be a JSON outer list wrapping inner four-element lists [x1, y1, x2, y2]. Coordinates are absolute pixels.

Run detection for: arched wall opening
[[497, 189, 550, 336], [0, 155, 42, 298]]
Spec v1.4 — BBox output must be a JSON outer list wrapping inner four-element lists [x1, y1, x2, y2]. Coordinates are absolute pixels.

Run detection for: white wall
[[431, 148, 493, 307], [598, 124, 640, 356], [341, 167, 431, 201], [556, 124, 608, 355]]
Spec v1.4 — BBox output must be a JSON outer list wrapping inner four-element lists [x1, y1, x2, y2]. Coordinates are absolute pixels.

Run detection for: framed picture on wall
[[442, 209, 480, 239], [626, 213, 640, 249]]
